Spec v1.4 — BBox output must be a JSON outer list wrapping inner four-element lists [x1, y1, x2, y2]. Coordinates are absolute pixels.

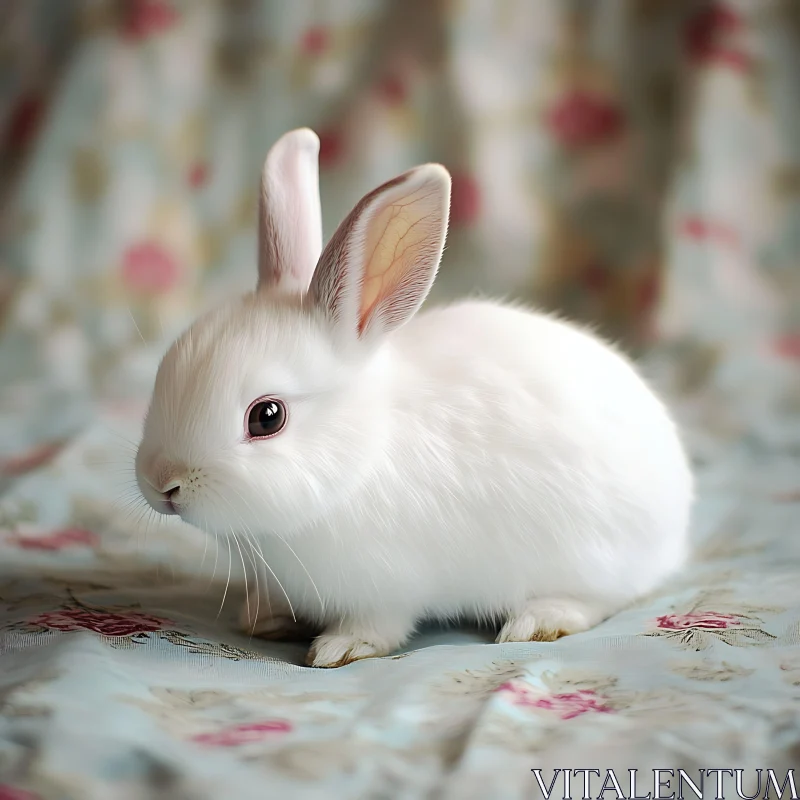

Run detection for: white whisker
[[126, 307, 147, 346], [246, 536, 261, 639], [199, 526, 209, 573], [274, 531, 324, 614], [216, 492, 296, 623], [217, 534, 232, 619], [210, 524, 220, 591], [226, 484, 322, 612], [231, 527, 249, 628]]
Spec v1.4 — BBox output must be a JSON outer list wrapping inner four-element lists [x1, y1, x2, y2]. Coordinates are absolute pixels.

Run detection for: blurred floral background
[[1, 0, 799, 457], [1, 2, 800, 798]]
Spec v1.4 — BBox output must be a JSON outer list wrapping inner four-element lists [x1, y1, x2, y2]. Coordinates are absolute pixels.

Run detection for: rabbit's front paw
[[306, 634, 387, 668], [497, 597, 608, 643], [306, 618, 412, 668]]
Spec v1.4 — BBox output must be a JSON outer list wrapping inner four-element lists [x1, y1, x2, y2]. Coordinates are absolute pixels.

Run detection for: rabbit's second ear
[[310, 164, 451, 341], [257, 128, 322, 295]]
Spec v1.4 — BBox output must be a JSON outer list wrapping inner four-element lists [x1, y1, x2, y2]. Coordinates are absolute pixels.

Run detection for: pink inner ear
[[309, 164, 450, 339], [358, 182, 445, 335]]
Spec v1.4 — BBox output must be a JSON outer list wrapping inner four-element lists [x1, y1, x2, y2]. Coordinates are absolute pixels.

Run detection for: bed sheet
[[2, 1, 800, 797]]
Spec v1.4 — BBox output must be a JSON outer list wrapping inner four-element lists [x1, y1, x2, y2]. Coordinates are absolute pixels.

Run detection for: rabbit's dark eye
[[246, 398, 287, 439]]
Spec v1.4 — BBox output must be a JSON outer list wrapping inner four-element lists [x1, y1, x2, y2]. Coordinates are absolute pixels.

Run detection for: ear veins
[[308, 164, 450, 338], [359, 188, 440, 333], [309, 173, 407, 325]]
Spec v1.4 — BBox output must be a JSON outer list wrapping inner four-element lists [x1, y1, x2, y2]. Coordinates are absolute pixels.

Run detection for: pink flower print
[[12, 527, 98, 551], [656, 612, 741, 631], [581, 263, 612, 294], [0, 786, 41, 800], [188, 162, 209, 189], [376, 73, 408, 105], [449, 171, 481, 228], [121, 241, 181, 294], [773, 334, 800, 361], [4, 95, 44, 152], [122, 0, 178, 42], [530, 690, 613, 720], [679, 216, 739, 250], [299, 26, 329, 56], [191, 720, 291, 747], [545, 90, 625, 149], [708, 48, 749, 72], [497, 682, 613, 720], [637, 272, 660, 314], [318, 128, 345, 169], [0, 439, 67, 477], [684, 4, 749, 72], [29, 608, 169, 637]]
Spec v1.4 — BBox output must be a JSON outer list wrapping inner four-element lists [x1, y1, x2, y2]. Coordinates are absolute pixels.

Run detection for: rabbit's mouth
[[135, 457, 192, 518], [138, 482, 180, 517], [159, 480, 181, 515], [160, 493, 179, 515]]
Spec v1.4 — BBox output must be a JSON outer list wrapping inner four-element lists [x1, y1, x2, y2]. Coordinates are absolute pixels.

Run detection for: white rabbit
[[136, 128, 693, 668]]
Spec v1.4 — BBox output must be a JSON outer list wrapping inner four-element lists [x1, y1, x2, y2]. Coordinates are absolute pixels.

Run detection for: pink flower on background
[[122, 0, 178, 42], [581, 263, 611, 294], [0, 440, 67, 477], [545, 91, 625, 149], [679, 216, 739, 249], [376, 73, 408, 105], [531, 690, 613, 720], [702, 48, 749, 72], [685, 3, 749, 72], [11, 527, 98, 551], [656, 612, 741, 631], [299, 26, 329, 56], [0, 785, 40, 800], [318, 128, 345, 169], [449, 172, 481, 228], [188, 162, 209, 189], [637, 273, 660, 313], [192, 720, 292, 747], [121, 241, 181, 294], [29, 608, 169, 637], [773, 334, 800, 361], [4, 95, 44, 152], [497, 682, 613, 720]]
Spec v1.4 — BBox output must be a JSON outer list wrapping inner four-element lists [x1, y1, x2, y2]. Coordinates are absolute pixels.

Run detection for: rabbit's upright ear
[[257, 128, 323, 294], [309, 164, 451, 341]]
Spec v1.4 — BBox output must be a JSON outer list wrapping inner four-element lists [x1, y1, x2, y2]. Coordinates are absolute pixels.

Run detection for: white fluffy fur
[[136, 131, 693, 668]]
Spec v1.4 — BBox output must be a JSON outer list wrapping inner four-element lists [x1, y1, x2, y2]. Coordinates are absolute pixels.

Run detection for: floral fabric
[[1, 1, 799, 798]]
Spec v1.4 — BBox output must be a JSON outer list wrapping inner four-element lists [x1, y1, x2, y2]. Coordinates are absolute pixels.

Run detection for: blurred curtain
[[0, 0, 798, 452]]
